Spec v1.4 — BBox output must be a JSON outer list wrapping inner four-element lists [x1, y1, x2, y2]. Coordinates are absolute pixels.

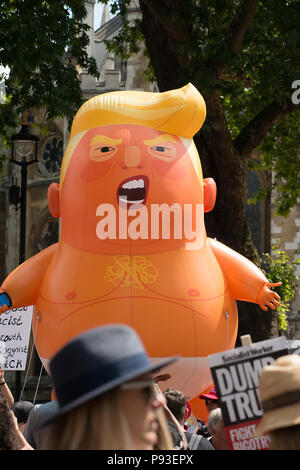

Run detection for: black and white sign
[[208, 336, 288, 450], [0, 306, 33, 370]]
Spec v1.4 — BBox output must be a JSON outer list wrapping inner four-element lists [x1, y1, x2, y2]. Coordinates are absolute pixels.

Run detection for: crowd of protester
[[0, 324, 299, 450]]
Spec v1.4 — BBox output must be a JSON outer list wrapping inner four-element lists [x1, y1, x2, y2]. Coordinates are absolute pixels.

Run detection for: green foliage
[[261, 240, 300, 331], [104, 0, 143, 59], [220, 0, 300, 124], [247, 111, 300, 216], [0, 0, 99, 147], [257, 112, 300, 216]]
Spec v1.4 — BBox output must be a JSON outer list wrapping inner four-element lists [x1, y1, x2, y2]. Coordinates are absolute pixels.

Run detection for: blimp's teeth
[[122, 179, 145, 190], [129, 199, 144, 204], [119, 196, 145, 204]]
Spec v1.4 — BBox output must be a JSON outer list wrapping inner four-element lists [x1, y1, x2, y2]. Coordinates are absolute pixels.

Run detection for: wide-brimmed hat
[[44, 324, 178, 426], [199, 386, 218, 401], [255, 354, 300, 436]]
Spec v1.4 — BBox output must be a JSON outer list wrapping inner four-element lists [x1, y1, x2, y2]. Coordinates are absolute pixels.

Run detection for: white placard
[[0, 306, 33, 370]]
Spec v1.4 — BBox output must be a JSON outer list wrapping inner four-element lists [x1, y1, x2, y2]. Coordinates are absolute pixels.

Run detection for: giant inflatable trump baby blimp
[[0, 84, 281, 398]]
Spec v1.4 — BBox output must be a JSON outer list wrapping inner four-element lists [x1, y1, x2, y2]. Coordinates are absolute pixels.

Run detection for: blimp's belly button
[[66, 292, 77, 301], [188, 289, 200, 297]]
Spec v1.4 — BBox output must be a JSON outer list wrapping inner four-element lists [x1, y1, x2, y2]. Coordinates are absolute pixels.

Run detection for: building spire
[[101, 4, 111, 26]]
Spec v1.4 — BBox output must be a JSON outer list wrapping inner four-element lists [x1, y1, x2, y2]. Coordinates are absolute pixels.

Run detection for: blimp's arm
[[208, 238, 281, 311], [0, 243, 58, 313]]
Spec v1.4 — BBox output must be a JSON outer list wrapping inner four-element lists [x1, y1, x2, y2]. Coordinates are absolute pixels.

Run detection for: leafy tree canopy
[[104, 0, 300, 217], [0, 0, 99, 148]]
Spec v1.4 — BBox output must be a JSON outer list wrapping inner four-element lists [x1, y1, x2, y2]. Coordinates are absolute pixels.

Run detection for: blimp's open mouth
[[117, 175, 149, 207]]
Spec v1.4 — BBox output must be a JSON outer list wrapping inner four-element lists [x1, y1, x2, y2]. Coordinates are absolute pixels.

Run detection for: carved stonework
[[37, 215, 59, 252], [38, 134, 63, 178], [29, 205, 59, 257]]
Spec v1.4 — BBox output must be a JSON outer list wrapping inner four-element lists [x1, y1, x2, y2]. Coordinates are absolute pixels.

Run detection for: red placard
[[225, 419, 270, 450]]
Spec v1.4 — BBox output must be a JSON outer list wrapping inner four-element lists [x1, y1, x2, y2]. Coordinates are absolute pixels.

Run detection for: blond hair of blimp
[[60, 83, 206, 184]]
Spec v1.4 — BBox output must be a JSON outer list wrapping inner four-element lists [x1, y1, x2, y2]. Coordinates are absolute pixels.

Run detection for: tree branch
[[140, 0, 190, 42], [234, 99, 297, 157], [227, 0, 259, 54]]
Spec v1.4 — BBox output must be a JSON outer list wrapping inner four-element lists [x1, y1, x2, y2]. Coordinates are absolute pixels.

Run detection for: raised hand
[[0, 291, 12, 314], [0, 365, 4, 382]]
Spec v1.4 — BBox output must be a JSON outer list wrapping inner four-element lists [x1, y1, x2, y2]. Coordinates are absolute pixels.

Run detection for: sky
[[94, 2, 104, 30]]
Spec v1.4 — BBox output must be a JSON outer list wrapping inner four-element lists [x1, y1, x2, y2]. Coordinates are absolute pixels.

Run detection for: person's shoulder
[[185, 432, 215, 450], [197, 435, 215, 450], [28, 401, 57, 422], [39, 401, 57, 410]]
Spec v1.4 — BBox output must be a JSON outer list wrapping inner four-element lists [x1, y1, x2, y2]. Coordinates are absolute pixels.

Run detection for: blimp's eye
[[89, 144, 118, 162], [97, 146, 115, 153], [151, 146, 168, 152], [148, 143, 176, 161]]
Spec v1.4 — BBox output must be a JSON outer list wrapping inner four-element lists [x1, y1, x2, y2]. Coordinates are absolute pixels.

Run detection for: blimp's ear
[[203, 178, 216, 213], [48, 183, 60, 218]]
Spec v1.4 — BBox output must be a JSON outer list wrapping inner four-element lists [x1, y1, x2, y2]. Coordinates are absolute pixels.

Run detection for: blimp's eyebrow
[[90, 135, 122, 147], [143, 134, 176, 146]]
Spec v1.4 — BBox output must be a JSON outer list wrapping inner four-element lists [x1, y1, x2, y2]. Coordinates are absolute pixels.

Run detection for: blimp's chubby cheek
[[151, 158, 186, 180], [81, 159, 112, 182]]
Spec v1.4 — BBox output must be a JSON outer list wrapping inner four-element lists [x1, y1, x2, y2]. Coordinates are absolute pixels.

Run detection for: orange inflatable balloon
[[0, 84, 281, 399]]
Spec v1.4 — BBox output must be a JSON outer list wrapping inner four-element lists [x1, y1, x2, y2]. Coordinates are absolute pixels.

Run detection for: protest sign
[[287, 339, 300, 355], [0, 306, 33, 370], [208, 336, 288, 450]]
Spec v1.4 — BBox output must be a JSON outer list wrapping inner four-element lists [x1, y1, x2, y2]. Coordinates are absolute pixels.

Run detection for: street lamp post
[[9, 115, 39, 400]]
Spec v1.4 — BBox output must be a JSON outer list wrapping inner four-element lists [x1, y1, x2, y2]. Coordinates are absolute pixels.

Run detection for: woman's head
[[43, 324, 177, 449], [120, 374, 168, 449]]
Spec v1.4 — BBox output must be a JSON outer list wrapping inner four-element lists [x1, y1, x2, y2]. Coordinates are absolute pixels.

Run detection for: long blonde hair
[[42, 388, 132, 450], [42, 386, 174, 450], [269, 425, 300, 450]]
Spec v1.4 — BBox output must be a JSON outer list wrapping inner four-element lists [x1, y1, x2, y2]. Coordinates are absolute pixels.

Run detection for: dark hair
[[163, 388, 186, 423], [0, 390, 18, 450], [166, 420, 183, 448], [12, 401, 34, 424]]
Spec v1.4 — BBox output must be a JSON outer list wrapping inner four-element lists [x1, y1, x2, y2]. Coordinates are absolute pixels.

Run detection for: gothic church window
[[38, 133, 63, 178]]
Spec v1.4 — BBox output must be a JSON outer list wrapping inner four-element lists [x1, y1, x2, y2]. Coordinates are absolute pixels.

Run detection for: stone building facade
[[271, 204, 300, 338]]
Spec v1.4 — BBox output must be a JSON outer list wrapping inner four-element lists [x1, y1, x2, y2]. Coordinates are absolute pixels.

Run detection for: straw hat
[[255, 354, 300, 436]]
